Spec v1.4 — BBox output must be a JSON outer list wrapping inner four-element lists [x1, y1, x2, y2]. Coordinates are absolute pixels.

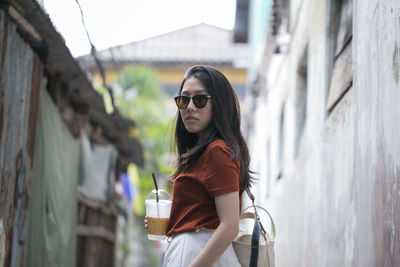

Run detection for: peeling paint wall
[[246, 0, 400, 266]]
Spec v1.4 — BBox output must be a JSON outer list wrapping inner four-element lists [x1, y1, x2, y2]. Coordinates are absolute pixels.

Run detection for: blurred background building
[[77, 23, 250, 114]]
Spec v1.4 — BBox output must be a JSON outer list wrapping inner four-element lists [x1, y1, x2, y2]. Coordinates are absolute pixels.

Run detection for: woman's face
[[179, 77, 213, 138]]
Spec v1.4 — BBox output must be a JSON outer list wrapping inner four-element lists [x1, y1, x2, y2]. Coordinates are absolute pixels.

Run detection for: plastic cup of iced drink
[[145, 189, 171, 240]]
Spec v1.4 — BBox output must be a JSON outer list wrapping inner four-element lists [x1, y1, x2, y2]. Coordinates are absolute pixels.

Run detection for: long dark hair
[[171, 65, 253, 195]]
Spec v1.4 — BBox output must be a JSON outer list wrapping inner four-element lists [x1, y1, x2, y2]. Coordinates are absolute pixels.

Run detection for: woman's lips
[[185, 116, 198, 122]]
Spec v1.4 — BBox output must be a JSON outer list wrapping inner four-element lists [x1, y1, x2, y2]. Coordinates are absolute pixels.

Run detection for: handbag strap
[[249, 217, 260, 267], [244, 188, 276, 241], [241, 208, 276, 240]]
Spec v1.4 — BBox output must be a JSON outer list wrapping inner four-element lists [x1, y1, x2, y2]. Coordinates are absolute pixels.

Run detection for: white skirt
[[162, 228, 241, 267]]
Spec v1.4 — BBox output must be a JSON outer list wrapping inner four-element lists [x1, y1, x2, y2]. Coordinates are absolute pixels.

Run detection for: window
[[295, 47, 308, 157], [271, 0, 291, 54], [277, 104, 285, 180], [327, 0, 353, 113]]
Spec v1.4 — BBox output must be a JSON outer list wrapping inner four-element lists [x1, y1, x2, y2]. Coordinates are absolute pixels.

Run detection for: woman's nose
[[186, 97, 196, 110]]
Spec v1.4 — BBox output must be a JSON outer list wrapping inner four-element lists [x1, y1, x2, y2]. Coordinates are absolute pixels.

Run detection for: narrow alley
[[0, 0, 399, 267]]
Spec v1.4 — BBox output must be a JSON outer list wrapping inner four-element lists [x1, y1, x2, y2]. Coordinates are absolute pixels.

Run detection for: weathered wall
[[353, 1, 400, 265], [246, 0, 400, 266], [0, 8, 42, 267]]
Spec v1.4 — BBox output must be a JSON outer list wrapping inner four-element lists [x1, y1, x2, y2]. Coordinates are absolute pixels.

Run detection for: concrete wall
[[245, 0, 400, 266]]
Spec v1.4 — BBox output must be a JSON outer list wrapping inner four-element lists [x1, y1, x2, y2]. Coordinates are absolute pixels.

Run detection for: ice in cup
[[145, 189, 172, 240]]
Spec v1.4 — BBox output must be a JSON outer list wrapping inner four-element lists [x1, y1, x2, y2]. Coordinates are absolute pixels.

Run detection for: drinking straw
[[152, 172, 159, 202]]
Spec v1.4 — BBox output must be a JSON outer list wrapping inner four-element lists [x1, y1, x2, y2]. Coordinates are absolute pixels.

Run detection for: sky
[[42, 0, 237, 57]]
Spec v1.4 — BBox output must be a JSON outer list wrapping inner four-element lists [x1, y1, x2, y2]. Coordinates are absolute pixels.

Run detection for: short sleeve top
[[166, 139, 240, 236]]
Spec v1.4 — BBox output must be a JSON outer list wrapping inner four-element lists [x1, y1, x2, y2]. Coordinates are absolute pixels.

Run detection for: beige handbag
[[233, 188, 276, 267]]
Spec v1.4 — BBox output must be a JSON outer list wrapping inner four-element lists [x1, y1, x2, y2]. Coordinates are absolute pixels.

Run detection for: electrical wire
[[74, 0, 118, 114]]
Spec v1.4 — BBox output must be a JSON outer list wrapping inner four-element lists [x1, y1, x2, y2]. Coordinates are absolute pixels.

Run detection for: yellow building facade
[[78, 23, 250, 100]]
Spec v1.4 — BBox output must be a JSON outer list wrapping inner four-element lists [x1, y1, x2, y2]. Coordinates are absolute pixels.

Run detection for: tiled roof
[[78, 23, 250, 69]]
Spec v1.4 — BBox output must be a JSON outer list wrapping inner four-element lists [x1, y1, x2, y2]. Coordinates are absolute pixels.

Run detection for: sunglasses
[[174, 94, 211, 109]]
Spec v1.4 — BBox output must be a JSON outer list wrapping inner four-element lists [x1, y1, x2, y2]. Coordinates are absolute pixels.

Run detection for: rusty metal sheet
[[0, 9, 9, 146], [0, 8, 36, 267]]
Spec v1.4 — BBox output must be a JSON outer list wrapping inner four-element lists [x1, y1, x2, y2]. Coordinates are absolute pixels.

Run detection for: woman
[[151, 65, 253, 266]]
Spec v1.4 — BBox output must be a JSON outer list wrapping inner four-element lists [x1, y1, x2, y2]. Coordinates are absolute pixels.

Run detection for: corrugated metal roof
[[8, 0, 143, 165], [78, 23, 250, 69]]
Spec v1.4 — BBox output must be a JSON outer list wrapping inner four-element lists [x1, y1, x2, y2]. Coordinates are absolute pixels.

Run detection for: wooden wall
[[77, 193, 117, 267]]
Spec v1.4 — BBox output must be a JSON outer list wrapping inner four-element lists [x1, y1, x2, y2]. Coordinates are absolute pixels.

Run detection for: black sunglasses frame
[[174, 94, 211, 109]]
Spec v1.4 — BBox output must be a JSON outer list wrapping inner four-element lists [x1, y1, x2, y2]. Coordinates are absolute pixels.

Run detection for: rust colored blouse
[[166, 139, 240, 236]]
